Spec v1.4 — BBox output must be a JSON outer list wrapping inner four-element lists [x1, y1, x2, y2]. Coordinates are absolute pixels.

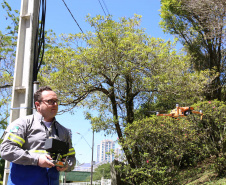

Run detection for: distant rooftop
[[73, 161, 110, 172]]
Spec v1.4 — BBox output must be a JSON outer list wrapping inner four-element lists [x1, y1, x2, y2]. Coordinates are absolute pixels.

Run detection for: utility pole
[[2, 0, 41, 184], [91, 129, 94, 185], [76, 131, 95, 184]]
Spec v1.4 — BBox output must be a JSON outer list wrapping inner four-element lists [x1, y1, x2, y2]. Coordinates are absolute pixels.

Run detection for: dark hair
[[34, 86, 53, 103]]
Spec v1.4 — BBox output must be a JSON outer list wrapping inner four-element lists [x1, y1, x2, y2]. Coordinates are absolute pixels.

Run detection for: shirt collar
[[34, 112, 56, 124]]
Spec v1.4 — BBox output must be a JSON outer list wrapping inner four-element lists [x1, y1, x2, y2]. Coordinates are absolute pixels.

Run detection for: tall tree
[[0, 1, 19, 130], [40, 15, 209, 168], [160, 0, 226, 100]]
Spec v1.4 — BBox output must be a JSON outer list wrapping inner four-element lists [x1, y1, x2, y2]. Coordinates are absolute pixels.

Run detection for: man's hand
[[56, 165, 68, 172], [38, 154, 55, 168], [56, 158, 68, 172]]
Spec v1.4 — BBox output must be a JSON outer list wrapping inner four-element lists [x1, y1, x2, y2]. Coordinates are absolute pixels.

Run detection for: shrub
[[118, 100, 226, 184], [119, 113, 209, 184], [191, 100, 226, 176]]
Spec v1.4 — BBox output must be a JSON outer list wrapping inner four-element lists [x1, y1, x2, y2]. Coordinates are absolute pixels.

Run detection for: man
[[0, 86, 76, 185]]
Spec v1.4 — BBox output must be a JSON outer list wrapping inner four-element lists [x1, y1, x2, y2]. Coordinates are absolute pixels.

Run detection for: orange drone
[[156, 104, 203, 120]]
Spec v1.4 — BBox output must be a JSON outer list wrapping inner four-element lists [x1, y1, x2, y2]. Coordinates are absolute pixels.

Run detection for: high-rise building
[[96, 144, 100, 163], [114, 146, 124, 162], [96, 139, 115, 163]]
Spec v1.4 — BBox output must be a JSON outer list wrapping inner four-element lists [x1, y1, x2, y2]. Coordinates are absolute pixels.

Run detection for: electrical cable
[[34, 0, 85, 82], [98, 0, 107, 16], [32, 0, 108, 82], [101, 0, 110, 15], [61, 0, 84, 34], [33, 0, 46, 82], [96, 0, 110, 45]]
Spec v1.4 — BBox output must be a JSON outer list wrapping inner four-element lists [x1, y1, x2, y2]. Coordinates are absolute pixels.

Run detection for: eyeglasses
[[41, 99, 60, 105]]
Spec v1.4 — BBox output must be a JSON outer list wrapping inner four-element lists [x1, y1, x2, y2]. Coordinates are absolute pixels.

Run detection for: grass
[[178, 157, 226, 185]]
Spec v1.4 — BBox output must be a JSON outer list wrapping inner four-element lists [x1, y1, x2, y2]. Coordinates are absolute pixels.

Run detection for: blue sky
[[1, 0, 175, 164]]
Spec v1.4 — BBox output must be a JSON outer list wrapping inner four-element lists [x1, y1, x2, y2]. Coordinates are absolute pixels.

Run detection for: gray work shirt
[[0, 112, 76, 171]]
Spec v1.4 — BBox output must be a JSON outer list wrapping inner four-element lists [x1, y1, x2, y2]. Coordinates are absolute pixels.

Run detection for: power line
[[98, 0, 107, 16], [101, 0, 110, 15], [61, 0, 84, 34], [33, 0, 46, 82], [61, 0, 107, 49]]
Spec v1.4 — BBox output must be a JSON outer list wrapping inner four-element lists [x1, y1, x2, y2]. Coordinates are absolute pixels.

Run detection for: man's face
[[35, 90, 58, 122]]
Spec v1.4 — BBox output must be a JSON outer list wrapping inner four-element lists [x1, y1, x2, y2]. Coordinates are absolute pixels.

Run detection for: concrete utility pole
[[2, 0, 41, 184]]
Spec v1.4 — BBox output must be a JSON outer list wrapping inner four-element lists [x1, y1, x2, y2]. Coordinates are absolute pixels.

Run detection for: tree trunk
[[110, 92, 136, 169]]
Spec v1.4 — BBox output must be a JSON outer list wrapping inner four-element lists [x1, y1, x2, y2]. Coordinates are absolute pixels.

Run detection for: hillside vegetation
[[115, 100, 226, 184]]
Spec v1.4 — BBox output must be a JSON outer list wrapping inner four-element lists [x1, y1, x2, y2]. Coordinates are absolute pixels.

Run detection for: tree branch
[[0, 84, 12, 89]]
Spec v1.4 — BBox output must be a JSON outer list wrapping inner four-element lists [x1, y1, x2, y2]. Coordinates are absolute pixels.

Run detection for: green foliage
[[191, 100, 226, 154], [0, 159, 5, 180], [120, 115, 208, 184], [40, 14, 210, 131], [118, 100, 226, 184], [0, 1, 19, 132], [40, 14, 212, 170], [159, 0, 226, 100], [0, 0, 19, 61], [191, 100, 226, 176], [159, 0, 225, 69], [0, 99, 9, 131], [92, 163, 111, 181]]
